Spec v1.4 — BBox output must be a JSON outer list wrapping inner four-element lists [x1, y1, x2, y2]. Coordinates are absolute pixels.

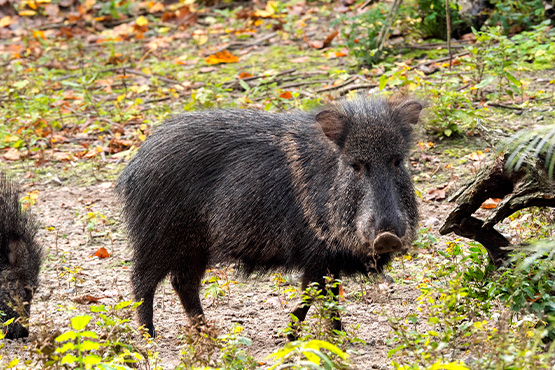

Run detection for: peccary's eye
[[393, 158, 402, 167], [351, 161, 363, 173]]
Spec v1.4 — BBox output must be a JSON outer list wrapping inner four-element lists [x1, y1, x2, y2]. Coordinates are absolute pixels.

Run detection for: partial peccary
[[117, 94, 421, 337], [0, 173, 41, 339]]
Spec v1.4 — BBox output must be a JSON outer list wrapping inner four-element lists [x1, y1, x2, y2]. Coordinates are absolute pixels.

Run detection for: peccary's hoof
[[373, 232, 402, 254], [140, 324, 155, 338]]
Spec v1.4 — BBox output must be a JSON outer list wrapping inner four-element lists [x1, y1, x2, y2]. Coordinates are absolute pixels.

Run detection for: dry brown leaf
[[53, 152, 71, 161], [425, 187, 446, 201], [290, 56, 309, 63], [3, 147, 23, 161]]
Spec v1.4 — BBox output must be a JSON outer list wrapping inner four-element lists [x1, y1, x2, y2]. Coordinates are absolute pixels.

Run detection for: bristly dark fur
[[0, 173, 42, 339], [117, 94, 421, 336]]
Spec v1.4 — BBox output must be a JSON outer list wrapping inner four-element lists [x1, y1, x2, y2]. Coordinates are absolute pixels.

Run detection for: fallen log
[[440, 155, 555, 267]]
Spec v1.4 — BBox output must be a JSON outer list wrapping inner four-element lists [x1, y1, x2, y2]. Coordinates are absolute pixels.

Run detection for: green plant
[[202, 268, 236, 306], [492, 242, 555, 334], [466, 26, 525, 101], [283, 277, 363, 347], [267, 339, 349, 370], [426, 88, 483, 137], [338, 3, 389, 66], [177, 323, 257, 370], [416, 0, 466, 40], [388, 241, 554, 369], [487, 0, 546, 32], [34, 301, 152, 369]]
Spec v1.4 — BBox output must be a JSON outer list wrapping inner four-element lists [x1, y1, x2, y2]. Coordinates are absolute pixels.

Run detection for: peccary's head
[[316, 95, 421, 264], [0, 176, 41, 339]]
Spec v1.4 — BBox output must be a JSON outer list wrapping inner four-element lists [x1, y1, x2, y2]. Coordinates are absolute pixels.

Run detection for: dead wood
[[439, 155, 555, 267]]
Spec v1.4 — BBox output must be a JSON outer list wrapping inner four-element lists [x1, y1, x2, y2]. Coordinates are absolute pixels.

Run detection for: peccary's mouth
[[373, 231, 404, 254]]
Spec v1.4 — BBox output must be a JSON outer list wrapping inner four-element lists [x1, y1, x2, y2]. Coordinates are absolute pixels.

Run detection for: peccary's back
[[117, 110, 343, 272]]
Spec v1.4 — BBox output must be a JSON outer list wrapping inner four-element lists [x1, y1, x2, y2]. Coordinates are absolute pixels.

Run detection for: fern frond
[[499, 124, 555, 178]]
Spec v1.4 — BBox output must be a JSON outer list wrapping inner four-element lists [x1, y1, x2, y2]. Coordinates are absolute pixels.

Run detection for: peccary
[[0, 174, 41, 339], [117, 94, 421, 337]]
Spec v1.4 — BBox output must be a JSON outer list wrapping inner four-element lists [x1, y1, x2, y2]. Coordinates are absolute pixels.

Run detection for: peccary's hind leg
[[132, 258, 169, 337], [170, 252, 208, 326]]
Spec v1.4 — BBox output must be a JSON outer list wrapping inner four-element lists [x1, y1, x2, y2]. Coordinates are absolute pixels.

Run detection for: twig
[[416, 51, 470, 66], [280, 80, 330, 89], [376, 0, 403, 53], [222, 68, 297, 88], [121, 69, 180, 85], [445, 0, 452, 70], [337, 83, 378, 96], [314, 76, 358, 93], [487, 103, 524, 111]]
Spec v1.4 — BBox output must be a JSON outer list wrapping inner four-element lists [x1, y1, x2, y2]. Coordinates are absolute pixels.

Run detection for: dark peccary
[[0, 173, 41, 339], [117, 94, 421, 337]]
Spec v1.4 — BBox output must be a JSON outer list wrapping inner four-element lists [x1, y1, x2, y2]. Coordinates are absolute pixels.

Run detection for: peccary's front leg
[[288, 270, 342, 340]]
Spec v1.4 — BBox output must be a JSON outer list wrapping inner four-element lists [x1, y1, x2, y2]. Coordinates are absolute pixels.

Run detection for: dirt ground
[[0, 160, 460, 369]]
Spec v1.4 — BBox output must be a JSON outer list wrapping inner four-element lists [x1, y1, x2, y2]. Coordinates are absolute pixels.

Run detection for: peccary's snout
[[373, 231, 403, 254]]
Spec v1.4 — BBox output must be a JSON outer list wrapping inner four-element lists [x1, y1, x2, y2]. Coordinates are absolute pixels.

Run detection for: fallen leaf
[[425, 186, 446, 201], [53, 152, 71, 161], [480, 198, 502, 209], [205, 50, 239, 65], [3, 147, 23, 161], [279, 91, 292, 99], [0, 16, 15, 28], [290, 56, 309, 63], [254, 1, 277, 18], [93, 247, 110, 259], [72, 294, 107, 304], [466, 150, 486, 161], [199, 66, 218, 73], [149, 2, 164, 13], [239, 72, 253, 79], [136, 15, 148, 27]]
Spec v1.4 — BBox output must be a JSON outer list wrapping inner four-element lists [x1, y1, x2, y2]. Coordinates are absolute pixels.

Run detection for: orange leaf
[[323, 30, 338, 48], [239, 72, 253, 79], [279, 91, 292, 99], [205, 50, 239, 65], [72, 294, 106, 304], [93, 247, 110, 258], [480, 198, 502, 209]]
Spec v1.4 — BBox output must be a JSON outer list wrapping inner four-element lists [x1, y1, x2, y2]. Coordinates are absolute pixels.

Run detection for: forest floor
[[0, 0, 554, 369]]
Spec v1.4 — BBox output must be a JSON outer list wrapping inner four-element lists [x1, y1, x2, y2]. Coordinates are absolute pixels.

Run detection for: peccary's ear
[[388, 97, 423, 126], [315, 110, 347, 145]]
